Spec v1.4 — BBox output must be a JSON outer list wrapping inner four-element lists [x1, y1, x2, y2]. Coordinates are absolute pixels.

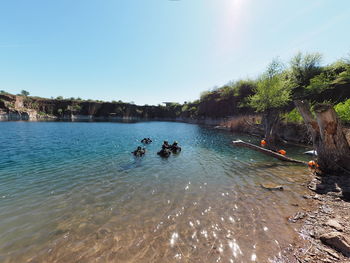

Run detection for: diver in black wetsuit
[[132, 146, 146, 157], [141, 138, 152, 144], [162, 141, 170, 149], [157, 141, 171, 157], [170, 141, 181, 154]]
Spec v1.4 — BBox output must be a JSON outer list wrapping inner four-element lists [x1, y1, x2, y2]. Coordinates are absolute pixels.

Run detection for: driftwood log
[[232, 140, 307, 165]]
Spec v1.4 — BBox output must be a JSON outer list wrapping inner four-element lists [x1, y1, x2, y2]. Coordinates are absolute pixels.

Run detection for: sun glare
[[214, 0, 251, 56]]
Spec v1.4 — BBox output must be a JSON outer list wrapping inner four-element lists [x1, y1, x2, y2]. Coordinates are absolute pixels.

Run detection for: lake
[[0, 121, 311, 262]]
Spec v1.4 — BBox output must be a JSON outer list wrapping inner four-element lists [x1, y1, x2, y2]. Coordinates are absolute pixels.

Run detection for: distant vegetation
[[1, 52, 349, 123], [21, 90, 30, 97], [184, 52, 350, 123]]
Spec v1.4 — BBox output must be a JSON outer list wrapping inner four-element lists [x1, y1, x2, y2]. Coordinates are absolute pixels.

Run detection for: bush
[[21, 90, 30, 96], [200, 90, 212, 101], [306, 61, 349, 94], [217, 85, 235, 99], [283, 108, 303, 123], [335, 67, 350, 85], [72, 104, 82, 111], [335, 99, 350, 123], [234, 79, 257, 97], [306, 72, 333, 94], [31, 102, 39, 109], [7, 102, 15, 108]]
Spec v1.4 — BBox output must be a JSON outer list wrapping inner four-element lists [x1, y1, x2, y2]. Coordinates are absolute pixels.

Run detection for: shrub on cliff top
[[200, 90, 213, 101], [335, 99, 350, 123], [72, 104, 82, 111], [234, 80, 256, 98], [306, 60, 350, 94], [21, 90, 30, 97]]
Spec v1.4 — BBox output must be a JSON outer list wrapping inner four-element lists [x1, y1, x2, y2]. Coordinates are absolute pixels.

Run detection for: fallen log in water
[[232, 140, 307, 165]]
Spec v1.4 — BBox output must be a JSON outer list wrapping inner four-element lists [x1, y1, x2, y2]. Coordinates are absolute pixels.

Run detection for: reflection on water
[[0, 122, 310, 262]]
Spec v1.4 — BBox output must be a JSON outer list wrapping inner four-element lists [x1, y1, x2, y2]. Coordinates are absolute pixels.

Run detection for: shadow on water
[[119, 158, 144, 171]]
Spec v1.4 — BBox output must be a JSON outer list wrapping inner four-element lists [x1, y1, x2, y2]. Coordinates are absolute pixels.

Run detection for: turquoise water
[[0, 122, 310, 262]]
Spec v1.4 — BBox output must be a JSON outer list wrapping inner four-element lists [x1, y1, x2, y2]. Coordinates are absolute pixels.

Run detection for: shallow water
[[0, 121, 311, 262]]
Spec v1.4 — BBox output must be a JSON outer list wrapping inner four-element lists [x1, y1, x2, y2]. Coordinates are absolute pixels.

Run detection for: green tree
[[249, 60, 290, 111], [249, 59, 291, 149], [21, 90, 30, 96], [286, 52, 322, 97]]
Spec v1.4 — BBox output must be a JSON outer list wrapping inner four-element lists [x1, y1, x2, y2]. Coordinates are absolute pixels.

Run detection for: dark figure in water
[[141, 138, 152, 144], [162, 140, 170, 149], [170, 141, 181, 154], [157, 142, 171, 158], [132, 146, 146, 157]]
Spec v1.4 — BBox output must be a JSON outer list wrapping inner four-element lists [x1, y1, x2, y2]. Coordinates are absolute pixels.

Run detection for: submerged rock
[[96, 228, 112, 239], [288, 211, 306, 223], [320, 232, 350, 257], [260, 183, 284, 191]]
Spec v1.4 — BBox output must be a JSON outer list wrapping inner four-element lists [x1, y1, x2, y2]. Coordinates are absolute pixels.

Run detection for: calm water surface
[[0, 122, 311, 262]]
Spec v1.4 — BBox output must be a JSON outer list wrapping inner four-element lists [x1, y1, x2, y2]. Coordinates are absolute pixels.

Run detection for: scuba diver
[[132, 146, 146, 157], [170, 141, 181, 154], [162, 140, 170, 149], [141, 138, 152, 144], [157, 141, 171, 158]]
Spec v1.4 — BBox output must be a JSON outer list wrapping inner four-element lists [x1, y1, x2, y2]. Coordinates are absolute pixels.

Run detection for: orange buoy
[[278, 149, 286, 155], [261, 140, 266, 146], [308, 160, 317, 168]]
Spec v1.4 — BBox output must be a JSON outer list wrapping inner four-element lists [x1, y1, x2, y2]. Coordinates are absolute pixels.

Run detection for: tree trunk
[[295, 100, 350, 174], [294, 100, 320, 146], [263, 110, 280, 151], [314, 104, 350, 173]]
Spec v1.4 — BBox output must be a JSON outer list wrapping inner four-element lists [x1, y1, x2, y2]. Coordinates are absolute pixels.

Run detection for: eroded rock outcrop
[[320, 232, 350, 257]]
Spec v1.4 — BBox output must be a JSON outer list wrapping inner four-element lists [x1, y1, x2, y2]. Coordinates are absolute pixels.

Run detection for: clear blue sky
[[1, 0, 349, 105]]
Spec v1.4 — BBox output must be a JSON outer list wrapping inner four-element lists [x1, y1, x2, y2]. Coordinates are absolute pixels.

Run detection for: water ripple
[[0, 122, 310, 262]]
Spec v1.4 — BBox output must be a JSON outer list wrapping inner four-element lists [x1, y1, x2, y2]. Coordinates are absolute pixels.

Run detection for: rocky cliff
[[0, 94, 233, 125]]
